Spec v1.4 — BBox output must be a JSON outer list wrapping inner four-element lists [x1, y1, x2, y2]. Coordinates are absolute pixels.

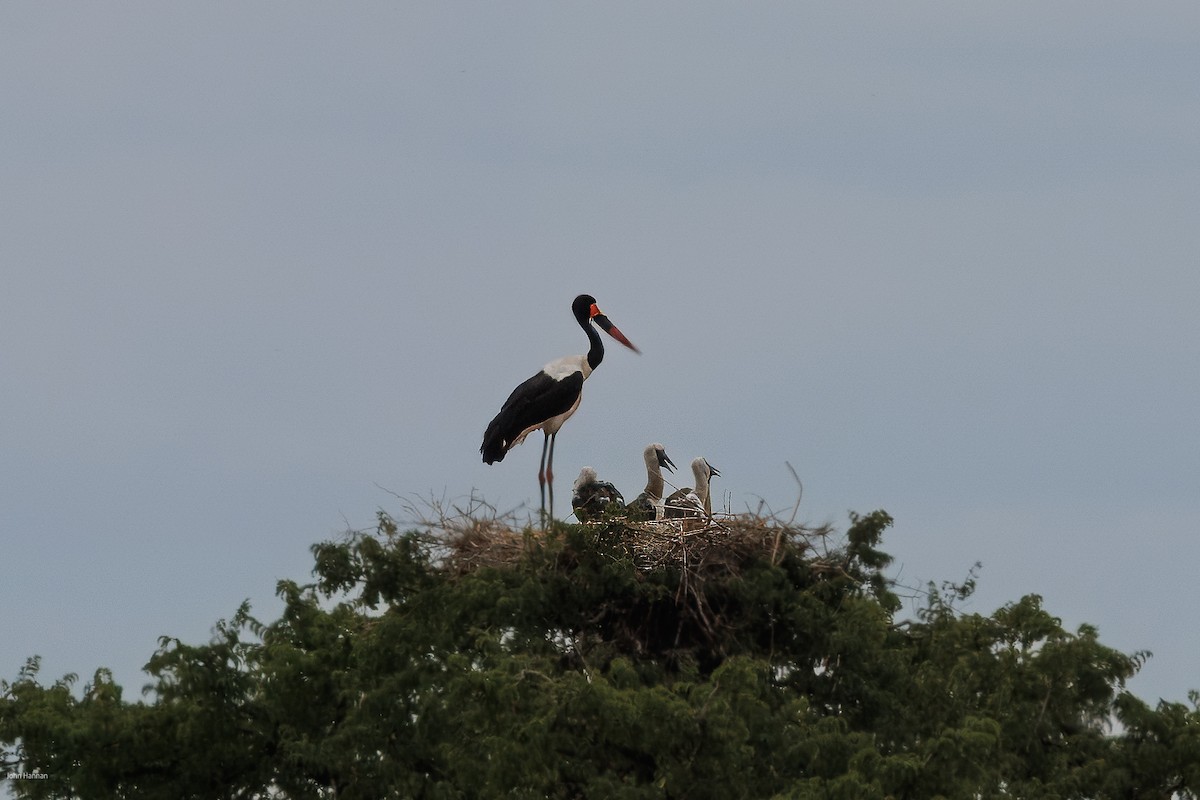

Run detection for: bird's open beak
[[705, 460, 720, 479], [659, 451, 677, 473], [591, 307, 640, 354]]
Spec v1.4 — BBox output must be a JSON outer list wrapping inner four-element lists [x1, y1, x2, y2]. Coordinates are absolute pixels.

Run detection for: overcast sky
[[2, 2, 1197, 717]]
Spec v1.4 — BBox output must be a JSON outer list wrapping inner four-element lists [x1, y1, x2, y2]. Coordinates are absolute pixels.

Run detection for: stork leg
[[545, 432, 557, 519], [537, 433, 550, 516]]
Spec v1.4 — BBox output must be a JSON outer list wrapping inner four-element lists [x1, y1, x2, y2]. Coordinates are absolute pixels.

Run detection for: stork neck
[[693, 461, 715, 516], [645, 469, 663, 502], [644, 456, 664, 501], [695, 473, 710, 508], [582, 315, 604, 371]]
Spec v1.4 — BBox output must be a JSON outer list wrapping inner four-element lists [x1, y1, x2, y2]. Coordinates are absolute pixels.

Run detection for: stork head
[[646, 443, 676, 473], [573, 466, 599, 491], [573, 294, 640, 354]]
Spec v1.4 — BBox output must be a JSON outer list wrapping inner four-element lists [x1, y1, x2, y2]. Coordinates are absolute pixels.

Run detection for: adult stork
[[664, 457, 720, 520], [625, 443, 677, 521], [481, 294, 639, 518]]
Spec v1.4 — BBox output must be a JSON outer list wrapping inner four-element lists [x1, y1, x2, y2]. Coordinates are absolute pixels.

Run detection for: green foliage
[[2, 509, 1197, 799]]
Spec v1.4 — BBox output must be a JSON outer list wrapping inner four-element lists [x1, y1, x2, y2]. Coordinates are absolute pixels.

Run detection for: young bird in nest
[[664, 457, 720, 519], [571, 466, 625, 521], [625, 443, 677, 521]]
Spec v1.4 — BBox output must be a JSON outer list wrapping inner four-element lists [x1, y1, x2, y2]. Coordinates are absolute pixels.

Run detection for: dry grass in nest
[[617, 512, 833, 573], [439, 517, 529, 576], [389, 491, 840, 580], [382, 492, 528, 577], [382, 491, 856, 652]]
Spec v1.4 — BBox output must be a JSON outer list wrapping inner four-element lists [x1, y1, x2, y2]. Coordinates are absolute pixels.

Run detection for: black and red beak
[[590, 303, 640, 354]]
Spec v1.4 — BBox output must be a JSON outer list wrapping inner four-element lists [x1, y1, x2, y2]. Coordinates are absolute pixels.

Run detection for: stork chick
[[664, 458, 720, 520], [625, 443, 677, 521], [571, 466, 625, 522]]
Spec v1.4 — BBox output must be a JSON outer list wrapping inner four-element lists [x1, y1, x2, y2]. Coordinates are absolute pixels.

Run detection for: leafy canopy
[[3, 508, 1198, 799]]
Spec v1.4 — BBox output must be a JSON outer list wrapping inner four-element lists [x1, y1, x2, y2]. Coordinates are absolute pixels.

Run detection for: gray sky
[[3, 3, 1198, 713]]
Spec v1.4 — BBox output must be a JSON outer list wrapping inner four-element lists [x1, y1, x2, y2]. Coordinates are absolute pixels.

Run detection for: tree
[[3, 506, 1198, 798]]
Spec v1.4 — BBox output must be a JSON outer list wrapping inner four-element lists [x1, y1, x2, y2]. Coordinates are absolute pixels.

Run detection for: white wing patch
[[543, 354, 590, 382]]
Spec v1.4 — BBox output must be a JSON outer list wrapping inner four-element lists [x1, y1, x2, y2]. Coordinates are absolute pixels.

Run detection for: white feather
[[542, 354, 591, 382]]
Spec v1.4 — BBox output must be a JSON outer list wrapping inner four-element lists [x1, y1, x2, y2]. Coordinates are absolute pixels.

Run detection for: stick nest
[[394, 494, 840, 580], [385, 493, 860, 662]]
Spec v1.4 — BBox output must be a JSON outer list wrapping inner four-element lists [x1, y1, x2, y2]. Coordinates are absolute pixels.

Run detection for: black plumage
[[480, 294, 638, 518], [571, 467, 626, 522]]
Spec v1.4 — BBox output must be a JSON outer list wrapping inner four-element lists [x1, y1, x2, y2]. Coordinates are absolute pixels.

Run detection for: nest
[[438, 516, 529, 576], [392, 493, 837, 579], [384, 493, 854, 661], [618, 513, 830, 572]]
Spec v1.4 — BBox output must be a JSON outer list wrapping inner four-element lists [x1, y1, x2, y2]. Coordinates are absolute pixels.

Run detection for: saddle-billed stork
[[570, 466, 625, 522], [664, 457, 720, 519], [625, 443, 677, 521], [481, 294, 639, 518]]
